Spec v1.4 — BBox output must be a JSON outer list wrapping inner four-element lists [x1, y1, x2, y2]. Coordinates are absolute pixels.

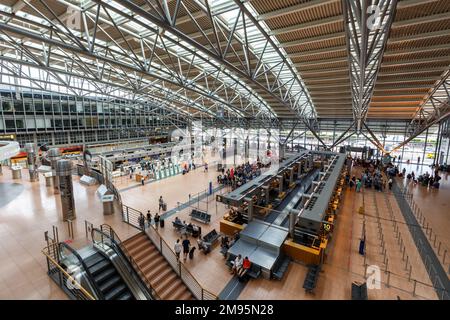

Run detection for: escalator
[[83, 251, 134, 300], [52, 226, 153, 300]]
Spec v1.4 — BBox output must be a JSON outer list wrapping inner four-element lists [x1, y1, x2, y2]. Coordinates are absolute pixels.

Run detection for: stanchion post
[[386, 271, 390, 286]]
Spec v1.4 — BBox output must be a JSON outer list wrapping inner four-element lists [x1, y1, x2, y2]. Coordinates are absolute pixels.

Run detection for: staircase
[[122, 233, 193, 300], [84, 252, 134, 300]]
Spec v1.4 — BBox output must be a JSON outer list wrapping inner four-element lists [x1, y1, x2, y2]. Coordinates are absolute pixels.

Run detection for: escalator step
[[104, 284, 127, 300], [84, 253, 104, 268], [89, 259, 111, 275], [117, 291, 133, 300], [99, 275, 122, 292], [94, 267, 116, 284]]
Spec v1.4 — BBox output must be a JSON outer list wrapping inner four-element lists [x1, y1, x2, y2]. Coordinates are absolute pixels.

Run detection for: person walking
[[138, 213, 145, 229], [356, 179, 362, 193], [182, 236, 191, 261], [174, 239, 182, 261], [159, 196, 164, 212], [146, 210, 152, 227]]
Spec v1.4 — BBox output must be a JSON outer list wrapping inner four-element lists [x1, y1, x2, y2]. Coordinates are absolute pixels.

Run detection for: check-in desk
[[283, 238, 328, 265], [220, 218, 245, 236]]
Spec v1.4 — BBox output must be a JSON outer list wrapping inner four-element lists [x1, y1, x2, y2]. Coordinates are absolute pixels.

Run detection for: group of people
[[346, 158, 391, 192], [407, 170, 441, 189], [230, 254, 252, 281], [217, 162, 262, 190], [174, 236, 194, 262], [173, 216, 201, 238], [138, 211, 161, 229]]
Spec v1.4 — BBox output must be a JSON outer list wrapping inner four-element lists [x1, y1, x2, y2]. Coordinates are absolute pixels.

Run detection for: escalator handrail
[[58, 241, 105, 300], [91, 228, 157, 299]]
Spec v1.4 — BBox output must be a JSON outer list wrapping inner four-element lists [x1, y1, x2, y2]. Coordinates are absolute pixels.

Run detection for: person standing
[[146, 210, 152, 227], [138, 213, 145, 229], [154, 213, 160, 230], [388, 178, 393, 190], [174, 239, 182, 261], [182, 236, 191, 261]]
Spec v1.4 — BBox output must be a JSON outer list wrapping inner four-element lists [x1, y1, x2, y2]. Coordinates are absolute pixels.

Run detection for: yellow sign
[[0, 134, 16, 140]]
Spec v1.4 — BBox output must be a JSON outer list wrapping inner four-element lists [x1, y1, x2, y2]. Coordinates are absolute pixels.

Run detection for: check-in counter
[[220, 219, 245, 236], [283, 239, 322, 265]]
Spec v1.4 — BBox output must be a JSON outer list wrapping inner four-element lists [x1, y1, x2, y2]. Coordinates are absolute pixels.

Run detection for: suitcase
[[189, 247, 196, 259], [162, 203, 167, 211], [160, 219, 164, 228]]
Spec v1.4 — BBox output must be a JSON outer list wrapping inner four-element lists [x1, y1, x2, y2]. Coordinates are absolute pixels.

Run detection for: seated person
[[174, 217, 182, 224], [197, 239, 211, 254], [230, 254, 243, 274], [237, 256, 251, 279], [192, 224, 200, 237], [221, 236, 230, 248]]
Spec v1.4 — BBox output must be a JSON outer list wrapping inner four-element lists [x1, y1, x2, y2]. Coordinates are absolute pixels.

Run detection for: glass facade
[[0, 90, 186, 147]]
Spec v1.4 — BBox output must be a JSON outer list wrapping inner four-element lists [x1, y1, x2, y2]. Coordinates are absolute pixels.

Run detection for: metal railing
[[146, 224, 218, 300], [122, 204, 145, 230], [90, 225, 158, 299], [42, 243, 95, 300], [360, 185, 450, 300], [396, 184, 449, 271]]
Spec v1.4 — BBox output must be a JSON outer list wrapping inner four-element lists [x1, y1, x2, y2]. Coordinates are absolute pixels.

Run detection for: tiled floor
[[396, 163, 450, 273], [0, 160, 447, 300]]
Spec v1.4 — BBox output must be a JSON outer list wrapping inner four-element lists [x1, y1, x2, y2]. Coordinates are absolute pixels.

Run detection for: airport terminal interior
[[0, 0, 449, 301]]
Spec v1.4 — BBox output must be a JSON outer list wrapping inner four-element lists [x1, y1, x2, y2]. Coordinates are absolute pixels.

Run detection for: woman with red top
[[237, 256, 251, 279]]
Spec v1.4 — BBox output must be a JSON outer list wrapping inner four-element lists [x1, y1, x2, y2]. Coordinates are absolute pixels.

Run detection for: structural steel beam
[[343, 0, 398, 132]]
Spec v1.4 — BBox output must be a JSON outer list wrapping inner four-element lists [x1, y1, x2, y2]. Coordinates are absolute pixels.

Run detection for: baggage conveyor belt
[[264, 169, 320, 227]]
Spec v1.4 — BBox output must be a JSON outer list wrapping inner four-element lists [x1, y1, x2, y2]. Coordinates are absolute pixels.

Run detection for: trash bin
[[101, 194, 115, 215], [159, 219, 164, 228], [44, 172, 53, 187], [11, 166, 22, 179]]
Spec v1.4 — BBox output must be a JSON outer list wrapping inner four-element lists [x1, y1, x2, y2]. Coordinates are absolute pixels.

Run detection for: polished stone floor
[[0, 160, 447, 300]]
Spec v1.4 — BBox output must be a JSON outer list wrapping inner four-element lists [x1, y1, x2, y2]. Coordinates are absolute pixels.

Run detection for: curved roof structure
[[0, 0, 449, 130]]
